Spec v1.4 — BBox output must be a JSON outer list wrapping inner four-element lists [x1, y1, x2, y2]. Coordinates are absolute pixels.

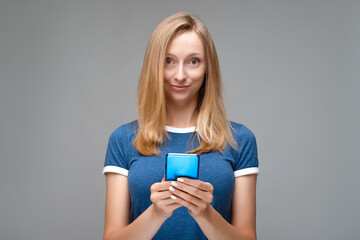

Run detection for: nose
[[174, 63, 186, 81]]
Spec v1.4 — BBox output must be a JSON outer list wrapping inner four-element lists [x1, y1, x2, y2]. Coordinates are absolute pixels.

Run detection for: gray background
[[1, 0, 359, 239]]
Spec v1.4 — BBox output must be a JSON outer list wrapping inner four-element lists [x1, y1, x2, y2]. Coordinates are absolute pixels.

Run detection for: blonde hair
[[134, 12, 237, 156]]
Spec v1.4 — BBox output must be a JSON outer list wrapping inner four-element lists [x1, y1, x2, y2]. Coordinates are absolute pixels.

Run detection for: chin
[[168, 95, 196, 105]]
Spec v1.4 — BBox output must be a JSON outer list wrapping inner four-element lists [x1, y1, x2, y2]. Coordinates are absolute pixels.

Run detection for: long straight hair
[[134, 12, 237, 156]]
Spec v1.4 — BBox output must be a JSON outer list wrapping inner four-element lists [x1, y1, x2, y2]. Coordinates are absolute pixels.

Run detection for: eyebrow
[[166, 52, 203, 58]]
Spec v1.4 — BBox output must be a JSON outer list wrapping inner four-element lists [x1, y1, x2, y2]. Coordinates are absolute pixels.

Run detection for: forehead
[[166, 31, 204, 55]]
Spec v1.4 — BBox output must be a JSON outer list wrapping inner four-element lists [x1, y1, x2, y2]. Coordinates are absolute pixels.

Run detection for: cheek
[[164, 69, 172, 82], [188, 68, 205, 83]]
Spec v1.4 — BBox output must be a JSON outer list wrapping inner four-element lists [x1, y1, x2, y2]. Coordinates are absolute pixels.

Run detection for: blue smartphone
[[165, 153, 200, 181]]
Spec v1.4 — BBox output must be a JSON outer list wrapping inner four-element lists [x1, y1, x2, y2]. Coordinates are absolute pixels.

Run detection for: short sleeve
[[102, 126, 130, 177], [233, 126, 259, 177]]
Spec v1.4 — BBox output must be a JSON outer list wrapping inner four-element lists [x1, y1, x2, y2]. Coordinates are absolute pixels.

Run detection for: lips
[[170, 85, 189, 91]]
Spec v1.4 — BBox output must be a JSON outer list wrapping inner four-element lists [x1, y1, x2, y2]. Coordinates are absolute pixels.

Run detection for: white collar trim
[[165, 125, 196, 133]]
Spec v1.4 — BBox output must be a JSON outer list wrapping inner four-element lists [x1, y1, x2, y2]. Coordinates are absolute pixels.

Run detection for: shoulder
[[229, 121, 257, 141], [109, 120, 138, 140]]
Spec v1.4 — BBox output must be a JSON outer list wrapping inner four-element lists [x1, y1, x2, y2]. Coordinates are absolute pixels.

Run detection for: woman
[[102, 12, 259, 240]]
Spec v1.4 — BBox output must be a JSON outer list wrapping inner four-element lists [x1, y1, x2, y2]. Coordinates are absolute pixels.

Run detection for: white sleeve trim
[[102, 166, 128, 176], [234, 167, 259, 177]]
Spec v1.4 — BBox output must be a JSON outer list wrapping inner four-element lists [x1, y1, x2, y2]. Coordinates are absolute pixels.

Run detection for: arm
[[103, 173, 181, 240], [169, 174, 257, 240]]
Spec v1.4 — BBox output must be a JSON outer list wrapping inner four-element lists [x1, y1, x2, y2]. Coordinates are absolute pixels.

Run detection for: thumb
[[161, 175, 166, 182]]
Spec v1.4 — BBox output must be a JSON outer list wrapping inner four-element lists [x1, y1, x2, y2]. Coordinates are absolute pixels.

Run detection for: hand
[[150, 176, 183, 219], [168, 177, 214, 218]]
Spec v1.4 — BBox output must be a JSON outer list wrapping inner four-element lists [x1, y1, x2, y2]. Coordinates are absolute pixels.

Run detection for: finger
[[170, 187, 204, 207], [161, 175, 165, 182], [157, 196, 182, 207], [151, 190, 172, 202], [151, 181, 172, 192], [167, 202, 183, 211], [170, 193, 198, 210], [177, 178, 213, 192], [170, 181, 212, 202]]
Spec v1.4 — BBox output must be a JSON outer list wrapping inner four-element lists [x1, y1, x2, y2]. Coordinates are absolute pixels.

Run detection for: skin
[[163, 31, 206, 128], [103, 31, 257, 240]]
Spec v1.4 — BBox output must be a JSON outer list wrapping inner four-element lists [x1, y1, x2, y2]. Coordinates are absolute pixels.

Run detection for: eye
[[165, 57, 173, 64], [189, 58, 200, 65]]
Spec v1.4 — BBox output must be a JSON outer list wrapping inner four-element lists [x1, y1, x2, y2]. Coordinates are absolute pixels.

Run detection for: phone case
[[165, 153, 200, 181]]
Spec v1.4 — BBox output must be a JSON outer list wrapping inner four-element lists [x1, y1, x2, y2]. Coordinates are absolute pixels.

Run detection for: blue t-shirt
[[102, 120, 259, 240]]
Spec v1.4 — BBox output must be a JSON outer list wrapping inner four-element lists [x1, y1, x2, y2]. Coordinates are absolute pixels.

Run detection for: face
[[164, 31, 206, 106]]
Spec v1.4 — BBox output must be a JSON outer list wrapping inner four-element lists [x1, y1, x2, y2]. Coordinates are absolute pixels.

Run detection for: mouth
[[170, 85, 189, 91]]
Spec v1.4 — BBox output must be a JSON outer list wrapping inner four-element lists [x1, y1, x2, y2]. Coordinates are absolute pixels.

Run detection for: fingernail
[[170, 195, 177, 200], [171, 181, 178, 187], [177, 178, 184, 182], [169, 186, 175, 192]]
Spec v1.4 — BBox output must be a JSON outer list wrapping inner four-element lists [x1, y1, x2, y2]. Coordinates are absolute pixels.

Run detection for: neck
[[166, 99, 198, 128]]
